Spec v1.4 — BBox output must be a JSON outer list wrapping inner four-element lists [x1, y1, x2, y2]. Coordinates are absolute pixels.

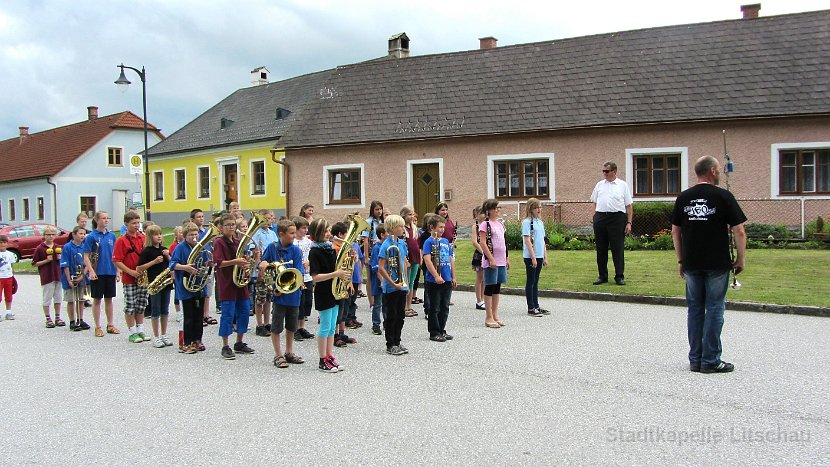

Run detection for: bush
[[624, 235, 643, 250], [744, 223, 792, 240], [806, 217, 826, 236], [650, 233, 675, 250], [632, 202, 673, 237]]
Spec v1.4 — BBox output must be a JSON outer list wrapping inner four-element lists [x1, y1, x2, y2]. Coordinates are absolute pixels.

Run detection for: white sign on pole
[[129, 154, 143, 175]]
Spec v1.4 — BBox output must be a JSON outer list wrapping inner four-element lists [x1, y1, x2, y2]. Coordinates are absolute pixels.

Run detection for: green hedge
[[631, 202, 673, 237]]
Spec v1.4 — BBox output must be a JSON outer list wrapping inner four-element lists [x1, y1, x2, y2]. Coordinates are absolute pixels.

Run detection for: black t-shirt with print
[[671, 183, 747, 271], [309, 246, 337, 311]]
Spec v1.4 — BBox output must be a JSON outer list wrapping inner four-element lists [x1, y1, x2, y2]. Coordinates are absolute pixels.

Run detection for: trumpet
[[184, 225, 219, 292], [262, 260, 302, 295], [333, 214, 370, 300], [233, 212, 268, 287], [148, 268, 173, 295], [385, 243, 405, 287]]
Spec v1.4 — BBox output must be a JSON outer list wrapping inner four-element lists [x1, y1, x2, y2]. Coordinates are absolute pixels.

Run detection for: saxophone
[[232, 212, 268, 287], [183, 225, 220, 292], [332, 214, 370, 300], [147, 269, 173, 295], [137, 271, 149, 287]]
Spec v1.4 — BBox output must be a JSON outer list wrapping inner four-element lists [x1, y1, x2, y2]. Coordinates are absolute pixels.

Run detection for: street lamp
[[114, 63, 151, 221]]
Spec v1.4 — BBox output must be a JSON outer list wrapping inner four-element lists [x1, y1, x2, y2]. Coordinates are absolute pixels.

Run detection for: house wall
[[0, 179, 52, 225], [286, 116, 830, 229], [148, 144, 286, 227]]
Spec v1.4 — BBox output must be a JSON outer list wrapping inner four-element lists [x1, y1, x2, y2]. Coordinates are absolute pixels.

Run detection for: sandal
[[55, 317, 66, 327], [106, 324, 120, 334], [204, 316, 218, 325], [411, 297, 423, 304], [273, 355, 289, 368], [284, 353, 305, 364], [45, 318, 55, 329], [404, 309, 418, 317], [496, 320, 506, 326], [94, 327, 105, 337], [485, 321, 501, 329], [356, 291, 367, 298]]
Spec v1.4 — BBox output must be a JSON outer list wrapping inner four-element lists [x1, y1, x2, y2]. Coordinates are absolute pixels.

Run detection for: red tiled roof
[[0, 111, 162, 182]]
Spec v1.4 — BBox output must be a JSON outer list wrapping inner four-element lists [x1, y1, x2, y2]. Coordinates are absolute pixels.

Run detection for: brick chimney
[[741, 4, 761, 19], [479, 37, 498, 50], [388, 32, 410, 59], [87, 106, 98, 120], [19, 126, 29, 144]]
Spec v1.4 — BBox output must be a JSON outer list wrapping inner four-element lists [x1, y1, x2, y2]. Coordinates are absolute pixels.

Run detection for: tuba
[[232, 212, 268, 288], [147, 268, 173, 295], [262, 260, 302, 295], [184, 225, 220, 292], [332, 214, 370, 300], [385, 241, 404, 287]]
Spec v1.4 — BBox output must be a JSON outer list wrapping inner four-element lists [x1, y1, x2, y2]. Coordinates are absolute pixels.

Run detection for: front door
[[223, 164, 238, 211], [412, 163, 440, 219]]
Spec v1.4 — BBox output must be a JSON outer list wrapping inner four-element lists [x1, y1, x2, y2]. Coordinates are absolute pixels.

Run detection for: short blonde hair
[[42, 226, 57, 235], [384, 214, 404, 230]]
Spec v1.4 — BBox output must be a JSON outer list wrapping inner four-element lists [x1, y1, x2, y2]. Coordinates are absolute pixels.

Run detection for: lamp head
[[114, 64, 131, 93]]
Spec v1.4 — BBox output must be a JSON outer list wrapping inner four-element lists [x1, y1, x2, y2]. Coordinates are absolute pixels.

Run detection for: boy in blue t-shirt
[[377, 215, 409, 356], [422, 216, 456, 342], [61, 226, 90, 331], [260, 220, 306, 368], [369, 225, 386, 335]]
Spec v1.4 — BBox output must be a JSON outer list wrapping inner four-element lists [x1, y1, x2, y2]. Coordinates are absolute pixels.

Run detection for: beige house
[[278, 7, 830, 232]]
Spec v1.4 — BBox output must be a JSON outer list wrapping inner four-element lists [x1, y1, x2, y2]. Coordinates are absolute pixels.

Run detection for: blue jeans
[[149, 287, 171, 319], [524, 258, 543, 310], [685, 269, 730, 368], [218, 298, 251, 338], [371, 294, 384, 328]]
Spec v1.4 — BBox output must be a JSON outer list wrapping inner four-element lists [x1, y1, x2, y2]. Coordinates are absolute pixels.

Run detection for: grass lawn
[[452, 243, 829, 308]]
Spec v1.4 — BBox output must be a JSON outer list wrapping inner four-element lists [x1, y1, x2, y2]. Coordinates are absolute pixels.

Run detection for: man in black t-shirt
[[671, 156, 747, 374]]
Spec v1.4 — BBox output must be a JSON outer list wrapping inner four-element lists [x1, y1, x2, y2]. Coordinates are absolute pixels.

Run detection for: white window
[[486, 153, 555, 203], [174, 169, 186, 200], [323, 163, 364, 208], [197, 166, 210, 199], [251, 160, 266, 196], [625, 147, 689, 201], [771, 143, 830, 197], [153, 171, 164, 201]]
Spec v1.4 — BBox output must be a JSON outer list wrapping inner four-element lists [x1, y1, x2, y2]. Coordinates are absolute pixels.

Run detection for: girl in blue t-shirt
[[522, 198, 549, 317]]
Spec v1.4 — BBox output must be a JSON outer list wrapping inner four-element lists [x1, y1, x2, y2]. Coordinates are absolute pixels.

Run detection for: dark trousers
[[425, 281, 452, 337], [593, 211, 626, 281], [382, 290, 407, 348], [182, 296, 204, 345]]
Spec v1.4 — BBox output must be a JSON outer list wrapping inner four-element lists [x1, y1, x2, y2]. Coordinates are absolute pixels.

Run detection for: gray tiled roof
[[148, 70, 332, 156], [281, 9, 830, 147]]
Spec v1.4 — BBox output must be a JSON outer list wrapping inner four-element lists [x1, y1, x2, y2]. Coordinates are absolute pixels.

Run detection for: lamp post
[[114, 63, 151, 221]]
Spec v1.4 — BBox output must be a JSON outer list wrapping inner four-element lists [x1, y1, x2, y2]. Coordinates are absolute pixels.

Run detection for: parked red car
[[0, 223, 71, 261]]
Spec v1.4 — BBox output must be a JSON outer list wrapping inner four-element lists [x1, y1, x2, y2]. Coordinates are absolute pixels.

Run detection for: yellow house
[[146, 68, 330, 226]]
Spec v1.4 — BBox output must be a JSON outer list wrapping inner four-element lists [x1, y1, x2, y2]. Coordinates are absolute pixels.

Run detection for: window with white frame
[[22, 198, 29, 221], [198, 166, 210, 198], [80, 197, 95, 217], [37, 197, 44, 220], [324, 164, 363, 206], [175, 169, 186, 200], [153, 172, 164, 201], [7, 199, 14, 221], [487, 154, 554, 201], [251, 161, 265, 195], [633, 153, 681, 196], [779, 148, 830, 195], [107, 147, 123, 167]]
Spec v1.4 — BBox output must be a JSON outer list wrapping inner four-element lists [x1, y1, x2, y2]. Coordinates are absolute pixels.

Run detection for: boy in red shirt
[[32, 226, 64, 327], [213, 213, 255, 360], [112, 211, 150, 343]]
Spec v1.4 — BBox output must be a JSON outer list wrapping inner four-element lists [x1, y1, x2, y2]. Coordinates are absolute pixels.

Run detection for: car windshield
[[10, 226, 35, 238]]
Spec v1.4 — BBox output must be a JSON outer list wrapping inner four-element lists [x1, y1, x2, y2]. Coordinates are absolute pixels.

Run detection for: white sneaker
[[152, 337, 165, 348], [5, 312, 14, 320], [160, 335, 173, 346]]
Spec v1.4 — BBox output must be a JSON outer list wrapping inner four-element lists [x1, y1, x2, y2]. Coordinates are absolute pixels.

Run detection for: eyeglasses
[[602, 169, 613, 173], [223, 223, 236, 228]]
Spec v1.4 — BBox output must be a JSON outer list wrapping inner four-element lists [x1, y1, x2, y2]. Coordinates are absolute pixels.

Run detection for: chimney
[[741, 4, 761, 19], [19, 126, 29, 144], [250, 66, 269, 86], [479, 36, 498, 50], [388, 32, 410, 59], [87, 106, 98, 120]]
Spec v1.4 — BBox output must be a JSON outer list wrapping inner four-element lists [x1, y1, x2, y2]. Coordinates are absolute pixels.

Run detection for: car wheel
[[8, 249, 20, 262]]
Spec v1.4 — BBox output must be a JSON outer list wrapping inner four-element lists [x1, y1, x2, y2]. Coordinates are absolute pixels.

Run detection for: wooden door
[[412, 163, 439, 219], [224, 164, 238, 211]]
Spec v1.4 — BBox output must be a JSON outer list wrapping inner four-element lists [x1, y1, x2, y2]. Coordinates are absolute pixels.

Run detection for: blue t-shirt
[[261, 240, 305, 307], [169, 241, 208, 300], [59, 241, 87, 289], [251, 228, 277, 278], [83, 229, 117, 276], [377, 236, 408, 294], [422, 236, 453, 283], [370, 242, 383, 296], [522, 217, 546, 259]]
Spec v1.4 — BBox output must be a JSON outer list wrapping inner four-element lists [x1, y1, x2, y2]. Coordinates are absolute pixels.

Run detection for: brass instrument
[[232, 212, 268, 287], [262, 260, 302, 295], [385, 243, 404, 287], [431, 231, 441, 271], [89, 240, 100, 271], [137, 271, 149, 287], [183, 225, 220, 293], [147, 268, 173, 295], [71, 252, 93, 303], [333, 214, 370, 300]]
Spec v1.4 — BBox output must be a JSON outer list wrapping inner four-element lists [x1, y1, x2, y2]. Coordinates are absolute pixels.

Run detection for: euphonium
[[148, 268, 173, 295], [431, 231, 441, 271], [184, 225, 220, 292], [233, 212, 268, 287], [262, 260, 302, 295], [385, 243, 404, 287], [333, 214, 370, 300]]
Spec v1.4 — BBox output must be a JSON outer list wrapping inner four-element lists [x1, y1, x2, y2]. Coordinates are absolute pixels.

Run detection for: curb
[[454, 285, 830, 318]]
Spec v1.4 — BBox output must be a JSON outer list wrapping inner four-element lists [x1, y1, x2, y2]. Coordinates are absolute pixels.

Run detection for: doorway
[[412, 163, 440, 219], [223, 164, 238, 211]]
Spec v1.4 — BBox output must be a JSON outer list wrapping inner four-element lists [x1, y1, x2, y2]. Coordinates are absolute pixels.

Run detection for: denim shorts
[[483, 266, 507, 285]]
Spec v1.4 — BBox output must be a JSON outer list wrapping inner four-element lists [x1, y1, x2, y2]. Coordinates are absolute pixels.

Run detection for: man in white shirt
[[590, 161, 633, 285]]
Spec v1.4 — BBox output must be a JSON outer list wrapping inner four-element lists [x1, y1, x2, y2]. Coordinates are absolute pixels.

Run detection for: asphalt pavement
[[1, 274, 827, 465]]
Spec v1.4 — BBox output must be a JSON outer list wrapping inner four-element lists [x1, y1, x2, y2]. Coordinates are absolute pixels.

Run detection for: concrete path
[[0, 274, 826, 465]]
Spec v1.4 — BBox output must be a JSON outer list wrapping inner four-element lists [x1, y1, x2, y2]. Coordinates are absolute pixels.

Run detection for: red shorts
[[0, 277, 13, 302]]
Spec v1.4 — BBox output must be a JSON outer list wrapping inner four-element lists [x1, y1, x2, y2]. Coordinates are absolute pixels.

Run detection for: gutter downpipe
[[47, 177, 58, 225], [270, 148, 289, 218]]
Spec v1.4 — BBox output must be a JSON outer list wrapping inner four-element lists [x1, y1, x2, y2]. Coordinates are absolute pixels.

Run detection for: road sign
[[129, 154, 143, 175]]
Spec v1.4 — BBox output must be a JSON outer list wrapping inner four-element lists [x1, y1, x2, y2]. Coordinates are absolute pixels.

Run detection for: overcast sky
[[1, 0, 826, 140]]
